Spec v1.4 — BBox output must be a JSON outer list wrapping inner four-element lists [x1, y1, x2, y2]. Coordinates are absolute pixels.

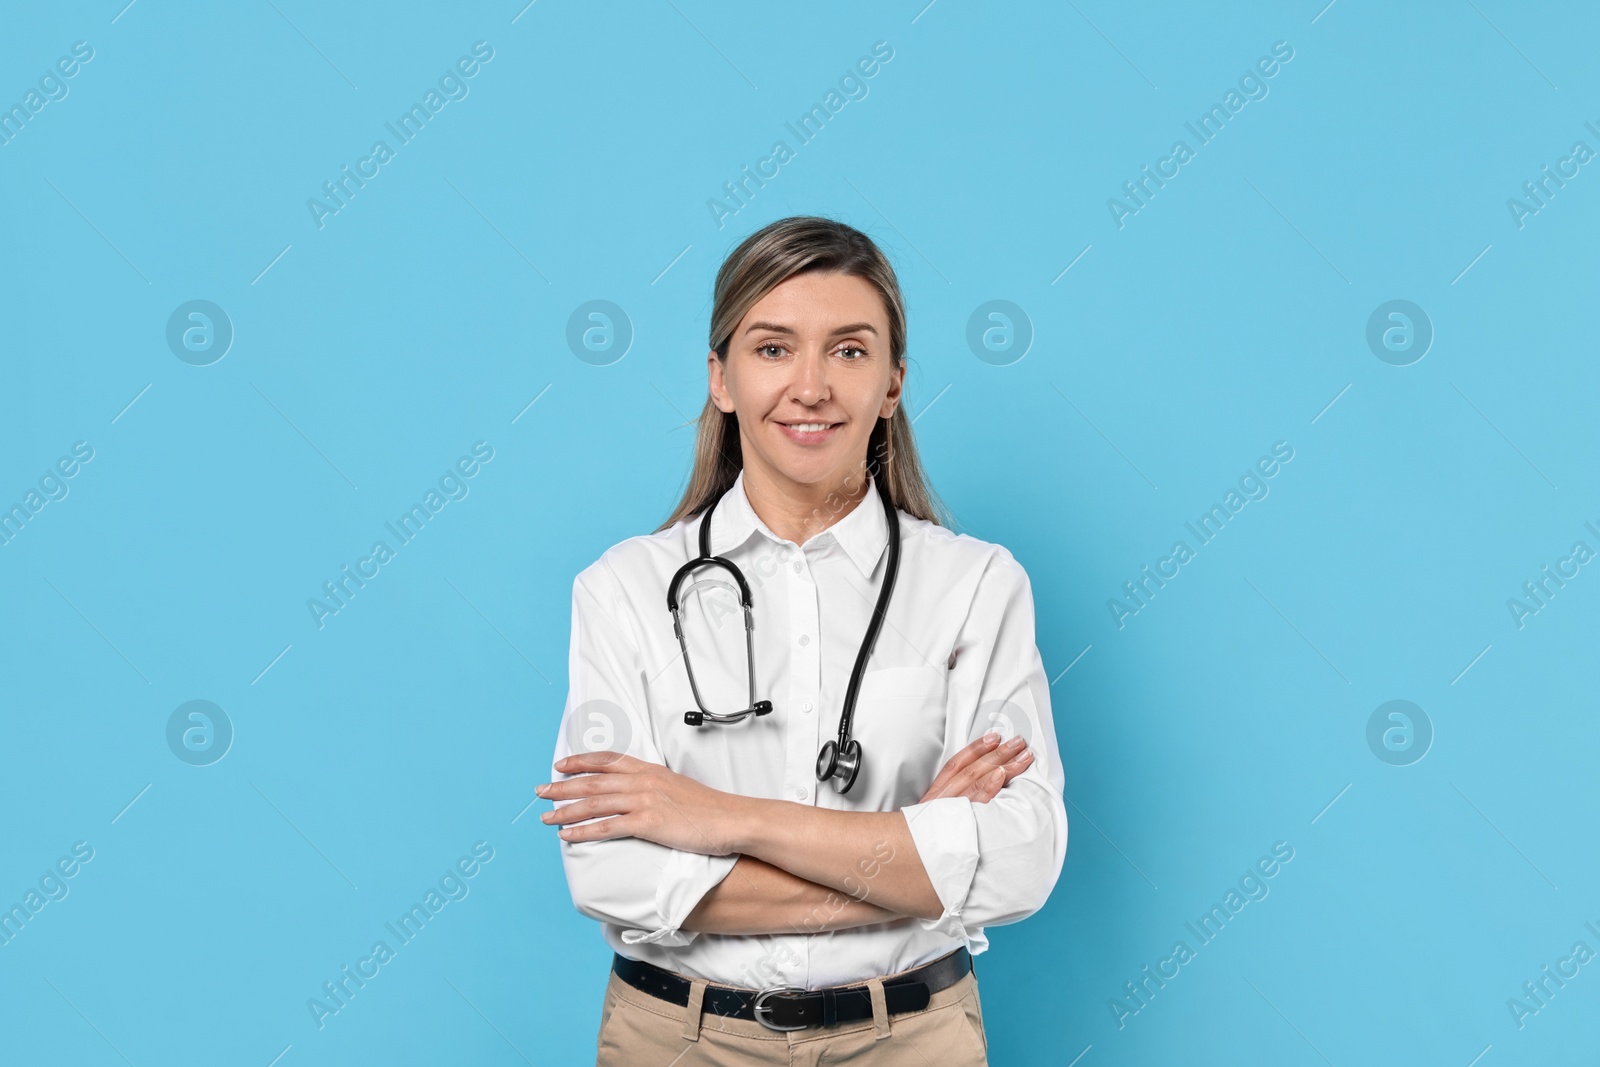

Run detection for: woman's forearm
[[681, 855, 903, 935], [723, 800, 944, 921], [545, 737, 1033, 927]]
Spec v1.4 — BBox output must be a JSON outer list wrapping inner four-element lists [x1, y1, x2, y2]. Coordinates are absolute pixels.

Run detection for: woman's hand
[[536, 752, 747, 855], [918, 733, 1033, 804], [540, 734, 1032, 854]]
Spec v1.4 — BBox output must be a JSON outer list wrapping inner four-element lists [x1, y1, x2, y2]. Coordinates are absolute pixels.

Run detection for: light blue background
[[3, 1, 1597, 1064]]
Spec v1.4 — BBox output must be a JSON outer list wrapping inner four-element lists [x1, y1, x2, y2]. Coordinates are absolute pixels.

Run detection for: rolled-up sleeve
[[552, 556, 737, 947], [900, 548, 1068, 953]]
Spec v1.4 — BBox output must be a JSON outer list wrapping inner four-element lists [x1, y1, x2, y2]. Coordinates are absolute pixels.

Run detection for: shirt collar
[[703, 468, 891, 580]]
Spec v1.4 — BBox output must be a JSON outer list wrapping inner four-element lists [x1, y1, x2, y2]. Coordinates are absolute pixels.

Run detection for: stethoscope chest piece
[[815, 737, 864, 794]]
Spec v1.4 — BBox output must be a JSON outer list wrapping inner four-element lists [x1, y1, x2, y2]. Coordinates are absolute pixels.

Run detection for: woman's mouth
[[778, 420, 842, 445]]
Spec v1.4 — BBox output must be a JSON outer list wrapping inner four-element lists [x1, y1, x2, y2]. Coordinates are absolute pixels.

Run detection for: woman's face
[[709, 270, 903, 494]]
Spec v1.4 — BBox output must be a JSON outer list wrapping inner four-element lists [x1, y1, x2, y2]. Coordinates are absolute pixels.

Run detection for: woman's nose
[[789, 351, 829, 402]]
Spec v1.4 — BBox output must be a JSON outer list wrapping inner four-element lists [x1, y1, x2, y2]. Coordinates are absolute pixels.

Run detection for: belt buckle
[[751, 985, 807, 1031]]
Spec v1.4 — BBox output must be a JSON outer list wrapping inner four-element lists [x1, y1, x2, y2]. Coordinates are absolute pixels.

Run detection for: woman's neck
[[740, 461, 872, 548]]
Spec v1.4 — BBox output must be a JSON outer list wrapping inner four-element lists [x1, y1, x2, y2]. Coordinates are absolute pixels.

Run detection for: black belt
[[611, 948, 972, 1032]]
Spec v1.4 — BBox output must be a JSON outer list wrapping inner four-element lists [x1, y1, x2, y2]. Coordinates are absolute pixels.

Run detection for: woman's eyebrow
[[743, 320, 880, 336]]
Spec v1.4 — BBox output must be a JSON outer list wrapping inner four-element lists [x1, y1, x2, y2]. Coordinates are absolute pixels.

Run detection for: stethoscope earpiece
[[683, 700, 772, 728], [671, 471, 901, 797]]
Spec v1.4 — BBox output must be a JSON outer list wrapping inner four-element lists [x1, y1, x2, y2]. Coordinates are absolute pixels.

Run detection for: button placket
[[785, 546, 820, 806]]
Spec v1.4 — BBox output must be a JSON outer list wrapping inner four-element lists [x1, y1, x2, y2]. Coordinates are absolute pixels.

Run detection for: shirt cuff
[[901, 796, 982, 944], [618, 850, 740, 947]]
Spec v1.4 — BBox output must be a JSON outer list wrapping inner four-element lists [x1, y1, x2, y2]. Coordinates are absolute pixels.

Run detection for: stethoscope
[[665, 472, 901, 794]]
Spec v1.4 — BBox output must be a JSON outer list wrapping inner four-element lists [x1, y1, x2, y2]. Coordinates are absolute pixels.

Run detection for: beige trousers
[[594, 966, 989, 1066]]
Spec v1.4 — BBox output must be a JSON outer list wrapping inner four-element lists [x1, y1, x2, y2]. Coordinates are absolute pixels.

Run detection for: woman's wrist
[[720, 794, 780, 857]]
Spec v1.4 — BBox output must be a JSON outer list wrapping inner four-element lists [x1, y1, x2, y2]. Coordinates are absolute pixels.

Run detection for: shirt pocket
[[850, 665, 949, 803]]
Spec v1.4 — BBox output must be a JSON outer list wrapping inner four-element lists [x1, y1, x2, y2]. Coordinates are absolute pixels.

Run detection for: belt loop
[[681, 979, 707, 1041], [867, 978, 891, 1040]]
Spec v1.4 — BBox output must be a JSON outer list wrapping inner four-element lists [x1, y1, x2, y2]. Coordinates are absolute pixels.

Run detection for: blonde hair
[[657, 215, 949, 535]]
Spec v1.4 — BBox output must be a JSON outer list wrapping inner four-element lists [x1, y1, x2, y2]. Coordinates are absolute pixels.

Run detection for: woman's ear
[[708, 349, 736, 413], [880, 358, 905, 418]]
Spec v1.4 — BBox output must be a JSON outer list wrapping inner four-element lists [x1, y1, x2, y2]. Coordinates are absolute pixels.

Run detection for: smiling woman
[[664, 217, 938, 536], [541, 216, 1066, 1066]]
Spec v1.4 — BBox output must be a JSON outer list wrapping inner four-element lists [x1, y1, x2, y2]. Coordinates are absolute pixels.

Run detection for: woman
[[537, 216, 1067, 1065]]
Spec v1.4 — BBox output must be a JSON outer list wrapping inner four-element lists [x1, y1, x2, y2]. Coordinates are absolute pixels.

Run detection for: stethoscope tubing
[[830, 474, 901, 753], [663, 470, 901, 791]]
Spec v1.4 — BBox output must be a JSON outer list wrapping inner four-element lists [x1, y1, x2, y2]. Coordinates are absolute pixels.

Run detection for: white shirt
[[550, 467, 1067, 990]]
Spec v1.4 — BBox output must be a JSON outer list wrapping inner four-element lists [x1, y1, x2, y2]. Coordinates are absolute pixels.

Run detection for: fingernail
[[535, 784, 547, 797], [981, 732, 1001, 745], [539, 812, 552, 823], [1017, 750, 1034, 762], [1004, 736, 1026, 748]]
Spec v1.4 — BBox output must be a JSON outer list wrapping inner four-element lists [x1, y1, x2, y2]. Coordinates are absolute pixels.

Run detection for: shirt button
[[793, 561, 803, 574], [799, 634, 810, 646], [801, 701, 812, 713], [794, 787, 808, 801]]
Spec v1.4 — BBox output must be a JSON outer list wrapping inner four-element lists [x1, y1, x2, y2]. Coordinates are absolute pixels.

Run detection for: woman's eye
[[838, 345, 867, 360], [758, 344, 786, 358]]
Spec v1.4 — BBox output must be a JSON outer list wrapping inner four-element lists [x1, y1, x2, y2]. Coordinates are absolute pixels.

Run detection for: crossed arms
[[537, 732, 1034, 936], [547, 548, 1067, 946]]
